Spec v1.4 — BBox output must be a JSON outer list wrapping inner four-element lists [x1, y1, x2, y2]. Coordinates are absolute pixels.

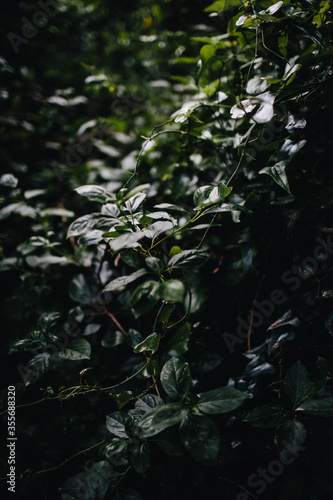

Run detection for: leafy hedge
[[1, 1, 333, 499]]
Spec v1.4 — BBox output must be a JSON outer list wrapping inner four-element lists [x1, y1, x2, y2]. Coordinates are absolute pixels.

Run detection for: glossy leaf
[[243, 404, 289, 428], [284, 360, 312, 405], [58, 339, 91, 360], [106, 411, 133, 438], [131, 442, 150, 475], [275, 419, 307, 459], [197, 386, 247, 414], [133, 332, 160, 354], [145, 256, 166, 274], [179, 413, 219, 460], [157, 280, 185, 303], [160, 357, 192, 400], [103, 268, 148, 292], [137, 402, 189, 437], [259, 161, 291, 194], [168, 249, 209, 269], [295, 396, 333, 417], [75, 185, 116, 203]]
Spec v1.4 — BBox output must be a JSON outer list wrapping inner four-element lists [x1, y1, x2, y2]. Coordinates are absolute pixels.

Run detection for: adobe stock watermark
[[16, 290, 112, 385], [236, 439, 306, 499], [223, 235, 333, 353], [7, 0, 60, 54]]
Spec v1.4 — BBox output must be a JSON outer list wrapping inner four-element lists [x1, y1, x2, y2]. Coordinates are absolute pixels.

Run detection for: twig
[[103, 306, 128, 336]]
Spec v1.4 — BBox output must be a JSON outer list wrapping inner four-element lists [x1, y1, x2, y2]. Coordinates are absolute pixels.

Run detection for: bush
[[1, 1, 333, 499]]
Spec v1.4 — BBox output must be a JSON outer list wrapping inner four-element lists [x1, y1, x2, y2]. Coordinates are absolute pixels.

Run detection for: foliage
[[1, 0, 333, 499]]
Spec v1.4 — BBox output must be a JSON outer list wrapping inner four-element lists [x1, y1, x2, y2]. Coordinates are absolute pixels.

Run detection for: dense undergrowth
[[1, 1, 333, 499]]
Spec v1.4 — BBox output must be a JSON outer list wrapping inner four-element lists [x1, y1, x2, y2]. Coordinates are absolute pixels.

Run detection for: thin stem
[[35, 440, 106, 475]]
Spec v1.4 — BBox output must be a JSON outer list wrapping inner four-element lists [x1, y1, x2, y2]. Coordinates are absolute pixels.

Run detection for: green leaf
[[167, 323, 191, 356], [101, 438, 128, 461], [103, 268, 148, 292], [259, 161, 291, 194], [120, 249, 141, 268], [37, 311, 61, 334], [193, 183, 233, 209], [131, 442, 150, 475], [243, 404, 289, 428], [137, 402, 189, 437], [75, 185, 116, 203], [69, 273, 98, 303], [157, 280, 185, 303], [67, 213, 102, 238], [275, 419, 307, 459], [145, 256, 166, 274], [133, 332, 160, 354], [179, 413, 219, 461], [160, 357, 192, 400], [200, 45, 215, 65], [113, 391, 133, 410], [284, 360, 312, 405], [130, 281, 159, 318], [197, 386, 247, 414], [295, 396, 333, 417], [110, 232, 146, 252], [135, 394, 165, 412], [193, 185, 213, 206], [58, 339, 91, 360], [317, 357, 333, 379], [122, 183, 151, 201], [106, 411, 133, 438], [21, 353, 50, 386], [168, 249, 209, 269], [154, 203, 187, 212]]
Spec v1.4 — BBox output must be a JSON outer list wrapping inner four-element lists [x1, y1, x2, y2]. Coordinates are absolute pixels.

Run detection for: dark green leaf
[[157, 280, 185, 303], [168, 249, 209, 269], [160, 357, 192, 400], [133, 332, 160, 354], [110, 232, 146, 252], [275, 419, 307, 459], [145, 256, 166, 274], [179, 413, 219, 461], [58, 339, 91, 360], [75, 185, 116, 203], [317, 357, 333, 379], [131, 442, 150, 475], [284, 360, 312, 405], [130, 281, 159, 318], [67, 213, 103, 238], [113, 391, 133, 409], [243, 404, 289, 428], [135, 394, 165, 412], [22, 353, 50, 386], [197, 386, 247, 414], [167, 323, 191, 356], [69, 273, 98, 303], [106, 412, 133, 438], [137, 402, 189, 437], [259, 161, 291, 194], [295, 396, 333, 417], [103, 268, 148, 292]]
